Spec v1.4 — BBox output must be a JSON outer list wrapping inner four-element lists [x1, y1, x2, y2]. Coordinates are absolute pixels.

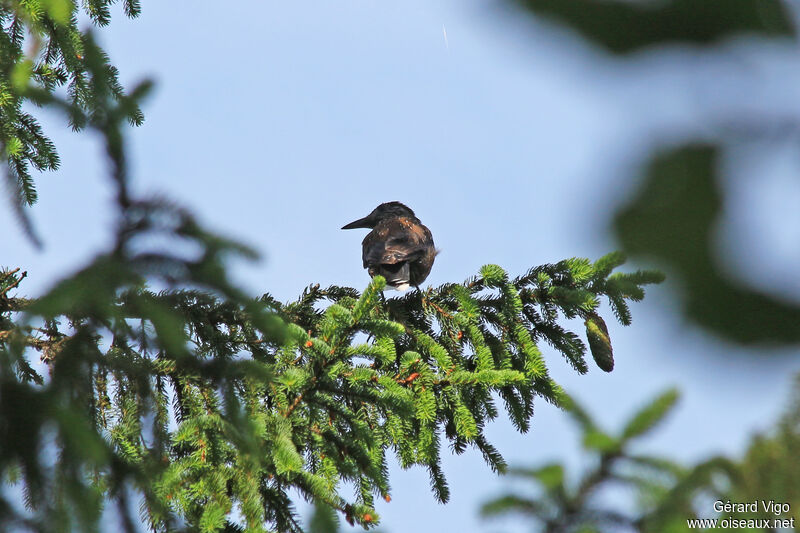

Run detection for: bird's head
[[341, 201, 416, 229]]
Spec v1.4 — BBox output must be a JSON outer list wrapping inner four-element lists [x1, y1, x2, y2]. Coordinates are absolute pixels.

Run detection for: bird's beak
[[341, 215, 372, 230]]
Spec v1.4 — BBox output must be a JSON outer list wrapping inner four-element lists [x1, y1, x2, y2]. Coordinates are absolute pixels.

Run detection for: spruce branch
[[1, 2, 144, 244]]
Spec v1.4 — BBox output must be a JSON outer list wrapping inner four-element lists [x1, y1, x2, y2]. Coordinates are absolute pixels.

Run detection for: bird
[[341, 202, 436, 291]]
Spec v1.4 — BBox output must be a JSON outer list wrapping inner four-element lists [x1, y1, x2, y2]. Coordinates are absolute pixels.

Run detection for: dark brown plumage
[[341, 202, 436, 291]]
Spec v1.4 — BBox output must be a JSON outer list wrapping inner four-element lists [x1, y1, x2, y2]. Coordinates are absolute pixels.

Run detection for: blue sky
[[3, 1, 800, 531]]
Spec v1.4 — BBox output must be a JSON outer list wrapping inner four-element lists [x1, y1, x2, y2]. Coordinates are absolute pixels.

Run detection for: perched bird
[[342, 202, 436, 291]]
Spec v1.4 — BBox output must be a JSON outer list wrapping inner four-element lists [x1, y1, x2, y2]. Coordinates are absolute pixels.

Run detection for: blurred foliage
[[513, 0, 795, 54], [0, 10, 663, 532], [710, 374, 800, 527], [1, 0, 142, 244], [510, 0, 800, 345], [481, 388, 687, 532], [482, 376, 800, 532], [308, 502, 340, 533], [615, 145, 800, 344]]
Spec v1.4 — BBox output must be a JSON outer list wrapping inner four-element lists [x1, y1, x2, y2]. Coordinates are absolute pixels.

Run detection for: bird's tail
[[379, 262, 411, 292]]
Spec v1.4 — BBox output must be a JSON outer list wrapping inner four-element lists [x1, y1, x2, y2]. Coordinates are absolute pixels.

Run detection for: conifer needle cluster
[[1, 0, 142, 242]]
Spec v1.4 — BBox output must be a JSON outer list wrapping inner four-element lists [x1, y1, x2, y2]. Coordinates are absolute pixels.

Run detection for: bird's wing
[[362, 218, 430, 268]]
